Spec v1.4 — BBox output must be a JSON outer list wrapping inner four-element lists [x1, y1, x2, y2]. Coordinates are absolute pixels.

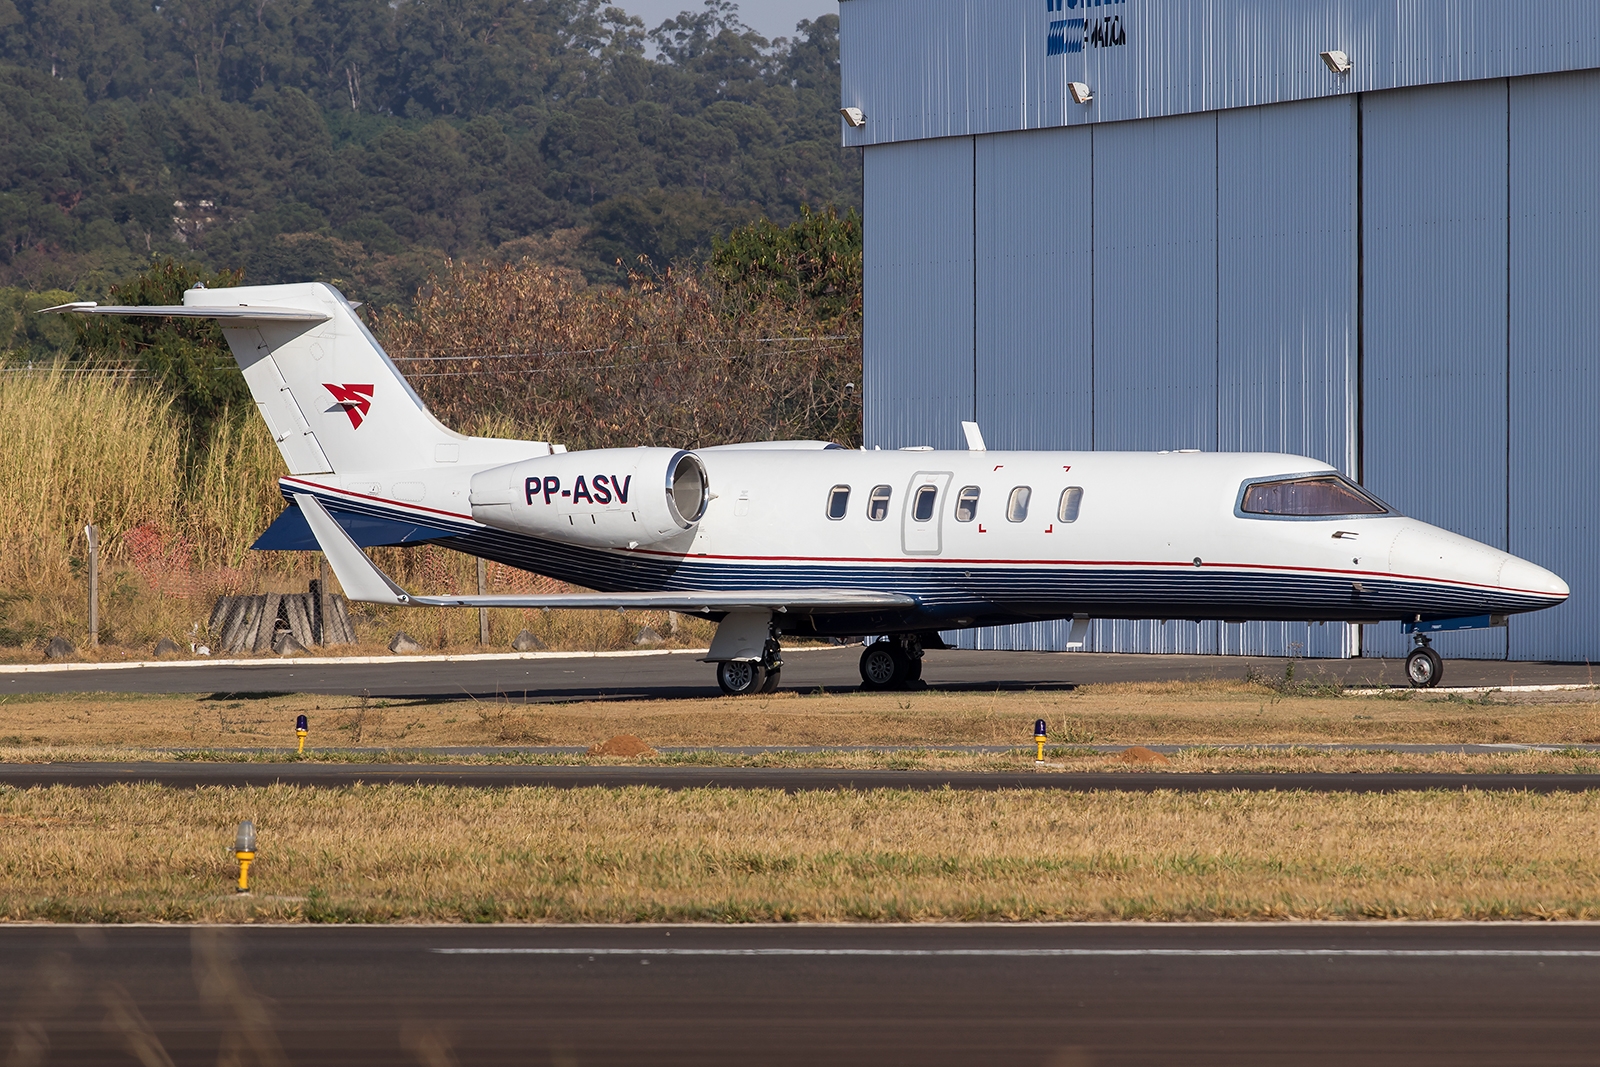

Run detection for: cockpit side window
[[1240, 475, 1388, 517], [826, 484, 850, 520], [954, 486, 980, 522], [867, 485, 892, 521]]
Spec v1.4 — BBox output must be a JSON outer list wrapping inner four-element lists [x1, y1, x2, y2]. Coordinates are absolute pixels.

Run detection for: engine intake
[[469, 447, 707, 550]]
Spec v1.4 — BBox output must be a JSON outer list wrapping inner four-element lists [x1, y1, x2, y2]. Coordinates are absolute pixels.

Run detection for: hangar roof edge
[[839, 0, 1600, 146]]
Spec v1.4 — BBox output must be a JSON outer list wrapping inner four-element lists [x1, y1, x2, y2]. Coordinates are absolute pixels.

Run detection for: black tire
[[859, 643, 903, 689], [1405, 646, 1444, 688], [759, 667, 782, 694], [904, 655, 923, 682], [716, 660, 768, 696]]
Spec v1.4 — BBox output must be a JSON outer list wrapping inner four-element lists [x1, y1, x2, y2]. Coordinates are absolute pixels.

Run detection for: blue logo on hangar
[[1047, 0, 1127, 56]]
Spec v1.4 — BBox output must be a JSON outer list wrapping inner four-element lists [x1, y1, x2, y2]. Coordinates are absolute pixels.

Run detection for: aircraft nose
[[1499, 555, 1570, 604]]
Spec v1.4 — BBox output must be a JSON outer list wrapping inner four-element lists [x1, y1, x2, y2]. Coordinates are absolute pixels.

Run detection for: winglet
[[961, 421, 987, 451], [37, 301, 99, 313], [292, 494, 410, 605]]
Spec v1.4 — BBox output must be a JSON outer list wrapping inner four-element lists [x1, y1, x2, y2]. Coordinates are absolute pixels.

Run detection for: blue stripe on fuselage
[[281, 484, 1557, 630]]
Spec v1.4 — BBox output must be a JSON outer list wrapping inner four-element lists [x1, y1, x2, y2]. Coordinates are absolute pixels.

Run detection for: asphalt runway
[[3, 647, 1596, 700], [6, 762, 1600, 792], [7, 923, 1600, 1066]]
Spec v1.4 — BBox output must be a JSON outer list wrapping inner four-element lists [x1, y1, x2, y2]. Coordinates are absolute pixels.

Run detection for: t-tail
[[46, 281, 548, 476]]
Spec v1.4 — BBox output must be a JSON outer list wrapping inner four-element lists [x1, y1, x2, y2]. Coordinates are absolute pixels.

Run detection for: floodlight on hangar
[[1067, 82, 1093, 105], [840, 107, 866, 128], [1320, 50, 1352, 74]]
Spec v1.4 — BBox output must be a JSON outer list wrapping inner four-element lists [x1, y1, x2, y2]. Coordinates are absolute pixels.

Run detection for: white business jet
[[47, 283, 1569, 692]]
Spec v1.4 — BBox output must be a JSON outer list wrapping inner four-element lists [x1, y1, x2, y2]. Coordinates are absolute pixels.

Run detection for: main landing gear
[[859, 635, 925, 690], [715, 638, 783, 696], [1405, 634, 1444, 689]]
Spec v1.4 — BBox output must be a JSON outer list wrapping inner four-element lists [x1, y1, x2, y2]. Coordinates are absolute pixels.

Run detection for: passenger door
[[901, 471, 953, 555]]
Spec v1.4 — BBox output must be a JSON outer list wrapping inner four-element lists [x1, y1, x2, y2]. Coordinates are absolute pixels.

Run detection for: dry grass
[[5, 681, 1600, 752], [3, 784, 1600, 923], [0, 369, 721, 659]]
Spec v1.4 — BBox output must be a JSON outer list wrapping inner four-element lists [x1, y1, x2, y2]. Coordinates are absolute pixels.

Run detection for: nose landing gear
[[859, 635, 925, 690], [1405, 635, 1444, 689]]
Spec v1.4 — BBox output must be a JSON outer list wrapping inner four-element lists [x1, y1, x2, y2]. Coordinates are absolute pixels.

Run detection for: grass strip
[[4, 783, 1600, 923], [5, 680, 1600, 752]]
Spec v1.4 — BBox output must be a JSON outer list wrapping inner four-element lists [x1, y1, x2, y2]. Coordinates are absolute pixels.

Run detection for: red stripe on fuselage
[[281, 478, 1562, 601]]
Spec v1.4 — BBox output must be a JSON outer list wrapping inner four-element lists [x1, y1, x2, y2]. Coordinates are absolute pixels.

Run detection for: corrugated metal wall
[[1507, 70, 1600, 662], [1215, 96, 1361, 660], [974, 128, 1093, 452], [863, 137, 975, 451], [840, 0, 1600, 147], [1360, 80, 1509, 661], [1087, 112, 1222, 655]]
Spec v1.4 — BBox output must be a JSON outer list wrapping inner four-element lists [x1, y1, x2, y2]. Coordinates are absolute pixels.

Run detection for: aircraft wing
[[293, 493, 913, 614]]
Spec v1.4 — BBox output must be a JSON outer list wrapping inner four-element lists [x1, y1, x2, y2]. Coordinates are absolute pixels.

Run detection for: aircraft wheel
[[759, 667, 782, 694], [1405, 646, 1444, 688], [859, 642, 904, 689], [904, 655, 923, 683], [717, 660, 768, 696]]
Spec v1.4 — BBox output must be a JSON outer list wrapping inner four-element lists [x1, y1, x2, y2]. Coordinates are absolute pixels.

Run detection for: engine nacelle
[[468, 447, 708, 550]]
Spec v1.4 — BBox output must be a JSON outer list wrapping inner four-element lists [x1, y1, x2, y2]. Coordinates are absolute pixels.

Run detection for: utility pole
[[83, 524, 99, 648], [477, 557, 489, 646]]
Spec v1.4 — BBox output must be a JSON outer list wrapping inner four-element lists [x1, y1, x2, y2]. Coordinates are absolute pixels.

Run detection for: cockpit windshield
[[1240, 475, 1389, 517]]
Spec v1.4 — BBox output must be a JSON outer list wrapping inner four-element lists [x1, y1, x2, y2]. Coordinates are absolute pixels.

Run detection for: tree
[[73, 257, 246, 437]]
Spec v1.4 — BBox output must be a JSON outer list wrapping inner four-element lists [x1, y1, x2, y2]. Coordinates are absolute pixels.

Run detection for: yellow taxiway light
[[234, 820, 256, 894]]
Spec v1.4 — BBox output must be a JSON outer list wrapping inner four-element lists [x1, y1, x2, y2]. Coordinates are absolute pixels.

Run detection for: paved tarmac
[[6, 923, 1600, 1065], [5, 762, 1599, 792], [3, 647, 1596, 699]]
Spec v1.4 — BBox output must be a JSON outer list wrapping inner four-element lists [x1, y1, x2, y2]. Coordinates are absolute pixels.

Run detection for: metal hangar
[[839, 0, 1600, 662]]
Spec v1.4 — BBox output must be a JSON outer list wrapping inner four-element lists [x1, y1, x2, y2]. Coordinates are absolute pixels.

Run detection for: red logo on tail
[[324, 383, 374, 429]]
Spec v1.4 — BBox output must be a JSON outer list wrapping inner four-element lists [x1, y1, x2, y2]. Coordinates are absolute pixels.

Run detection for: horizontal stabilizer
[[293, 493, 914, 614], [40, 302, 330, 325]]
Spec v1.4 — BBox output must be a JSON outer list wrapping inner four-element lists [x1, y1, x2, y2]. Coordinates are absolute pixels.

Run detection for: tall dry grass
[[4, 784, 1600, 922], [0, 369, 318, 649], [0, 368, 714, 654], [0, 368, 183, 590]]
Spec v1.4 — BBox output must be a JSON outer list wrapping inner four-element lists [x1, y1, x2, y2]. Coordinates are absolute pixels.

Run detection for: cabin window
[[1006, 486, 1032, 522], [954, 486, 981, 522], [1058, 486, 1084, 523], [912, 485, 939, 522], [867, 485, 892, 521], [1241, 475, 1387, 517], [826, 485, 851, 520]]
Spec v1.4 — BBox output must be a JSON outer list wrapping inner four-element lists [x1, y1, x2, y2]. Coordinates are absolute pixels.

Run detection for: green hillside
[[0, 0, 856, 304]]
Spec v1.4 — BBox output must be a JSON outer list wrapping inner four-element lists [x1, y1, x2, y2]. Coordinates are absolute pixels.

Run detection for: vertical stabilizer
[[185, 282, 466, 475]]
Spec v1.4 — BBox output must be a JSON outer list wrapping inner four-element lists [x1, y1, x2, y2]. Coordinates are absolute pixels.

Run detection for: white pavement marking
[[1345, 684, 1596, 696], [433, 948, 1600, 958], [0, 647, 712, 675]]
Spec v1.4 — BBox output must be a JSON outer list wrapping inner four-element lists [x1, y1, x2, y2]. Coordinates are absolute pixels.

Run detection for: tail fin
[[186, 282, 454, 474], [45, 281, 548, 475]]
